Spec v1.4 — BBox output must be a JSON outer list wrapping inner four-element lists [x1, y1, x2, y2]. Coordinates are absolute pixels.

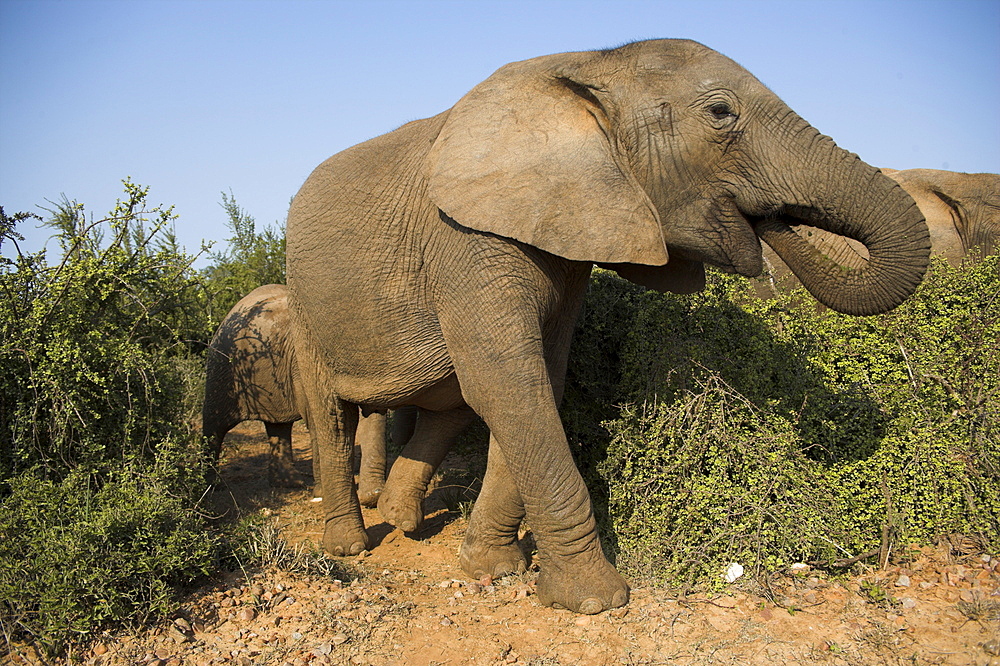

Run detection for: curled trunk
[[755, 136, 930, 316]]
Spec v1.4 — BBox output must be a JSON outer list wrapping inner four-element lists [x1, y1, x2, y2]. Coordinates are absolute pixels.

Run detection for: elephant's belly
[[330, 366, 463, 414]]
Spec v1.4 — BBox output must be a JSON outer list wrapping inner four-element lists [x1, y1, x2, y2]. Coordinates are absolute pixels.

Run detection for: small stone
[[919, 581, 935, 589], [237, 608, 256, 622], [574, 616, 591, 626], [983, 639, 1000, 656], [451, 581, 462, 588], [168, 627, 191, 644], [440, 617, 453, 626], [900, 597, 917, 609], [453, 590, 464, 598], [342, 592, 359, 604], [331, 633, 349, 645], [439, 580, 453, 588], [312, 644, 333, 657], [802, 591, 818, 604], [466, 582, 482, 595], [960, 589, 976, 602], [609, 607, 629, 619], [723, 562, 744, 583], [789, 563, 811, 574], [479, 575, 493, 587], [291, 632, 303, 641], [895, 575, 911, 587]]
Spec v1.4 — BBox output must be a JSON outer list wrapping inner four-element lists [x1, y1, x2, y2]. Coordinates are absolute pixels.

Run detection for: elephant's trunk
[[755, 130, 930, 316]]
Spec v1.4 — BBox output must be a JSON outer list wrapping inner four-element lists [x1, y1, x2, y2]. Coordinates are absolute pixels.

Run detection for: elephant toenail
[[579, 598, 602, 615], [612, 590, 629, 608], [349, 541, 366, 555]]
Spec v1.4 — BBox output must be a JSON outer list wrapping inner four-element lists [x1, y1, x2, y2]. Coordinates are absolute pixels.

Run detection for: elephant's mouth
[[668, 198, 766, 278]]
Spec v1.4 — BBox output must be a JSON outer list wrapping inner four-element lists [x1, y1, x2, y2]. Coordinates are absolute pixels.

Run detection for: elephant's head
[[426, 39, 930, 315], [885, 168, 1000, 262]]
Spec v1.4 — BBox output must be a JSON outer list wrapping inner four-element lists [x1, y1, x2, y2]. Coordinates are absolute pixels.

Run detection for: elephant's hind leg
[[310, 398, 369, 556], [378, 405, 476, 532], [356, 412, 388, 507]]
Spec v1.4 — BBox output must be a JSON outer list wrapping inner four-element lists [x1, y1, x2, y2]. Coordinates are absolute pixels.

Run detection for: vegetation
[[565, 259, 999, 589], [0, 183, 286, 655], [1, 178, 996, 653]]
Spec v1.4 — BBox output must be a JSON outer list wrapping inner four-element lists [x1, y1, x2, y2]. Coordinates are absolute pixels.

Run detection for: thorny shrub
[[565, 257, 999, 588]]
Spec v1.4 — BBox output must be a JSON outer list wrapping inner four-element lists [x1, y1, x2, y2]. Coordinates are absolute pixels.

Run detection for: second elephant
[[203, 283, 387, 503]]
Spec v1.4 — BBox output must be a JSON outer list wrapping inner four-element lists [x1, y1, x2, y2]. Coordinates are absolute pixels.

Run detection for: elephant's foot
[[322, 519, 369, 557], [534, 553, 629, 615], [357, 477, 384, 508], [459, 534, 527, 580], [376, 481, 425, 533]]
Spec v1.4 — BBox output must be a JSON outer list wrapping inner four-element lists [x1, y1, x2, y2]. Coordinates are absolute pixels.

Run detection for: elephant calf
[[203, 283, 387, 502]]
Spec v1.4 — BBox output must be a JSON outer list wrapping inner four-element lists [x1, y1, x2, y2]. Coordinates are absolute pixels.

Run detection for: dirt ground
[[16, 422, 1000, 666]]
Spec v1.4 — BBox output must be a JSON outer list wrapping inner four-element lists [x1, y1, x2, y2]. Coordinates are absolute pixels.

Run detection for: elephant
[[202, 283, 387, 504], [754, 168, 999, 297], [284, 39, 930, 614]]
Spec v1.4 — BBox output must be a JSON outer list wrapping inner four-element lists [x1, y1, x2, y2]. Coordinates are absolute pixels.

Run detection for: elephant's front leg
[[264, 421, 302, 488], [459, 435, 528, 579], [378, 406, 476, 532], [445, 325, 628, 614]]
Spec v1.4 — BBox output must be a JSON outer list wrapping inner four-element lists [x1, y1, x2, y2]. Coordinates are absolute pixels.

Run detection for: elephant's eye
[[709, 103, 736, 121]]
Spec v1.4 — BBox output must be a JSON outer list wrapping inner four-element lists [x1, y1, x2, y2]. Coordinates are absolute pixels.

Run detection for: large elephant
[[202, 284, 387, 503], [755, 168, 999, 297], [285, 39, 930, 614]]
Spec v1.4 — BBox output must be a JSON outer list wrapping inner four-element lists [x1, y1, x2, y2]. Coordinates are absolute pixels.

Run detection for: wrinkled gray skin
[[203, 284, 387, 504], [755, 168, 999, 297], [286, 39, 930, 614]]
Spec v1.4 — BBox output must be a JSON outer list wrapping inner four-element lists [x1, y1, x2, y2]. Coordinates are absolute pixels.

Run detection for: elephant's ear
[[425, 56, 669, 266]]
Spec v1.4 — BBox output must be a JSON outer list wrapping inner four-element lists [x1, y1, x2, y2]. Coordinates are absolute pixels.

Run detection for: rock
[[723, 562, 744, 583], [312, 643, 333, 657], [983, 638, 1000, 656], [900, 597, 917, 609], [466, 582, 483, 595], [331, 633, 349, 645], [895, 574, 911, 587], [237, 608, 256, 622]]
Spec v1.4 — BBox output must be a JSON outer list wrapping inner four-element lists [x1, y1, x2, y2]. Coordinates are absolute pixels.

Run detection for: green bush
[[0, 185, 218, 654], [201, 191, 285, 327], [566, 257, 999, 588]]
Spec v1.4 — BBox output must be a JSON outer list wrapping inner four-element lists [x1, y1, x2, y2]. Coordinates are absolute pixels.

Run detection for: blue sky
[[2, 0, 998, 261]]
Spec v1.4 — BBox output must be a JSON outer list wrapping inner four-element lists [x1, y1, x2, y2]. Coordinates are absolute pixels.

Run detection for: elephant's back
[[284, 112, 456, 405], [204, 284, 300, 430]]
